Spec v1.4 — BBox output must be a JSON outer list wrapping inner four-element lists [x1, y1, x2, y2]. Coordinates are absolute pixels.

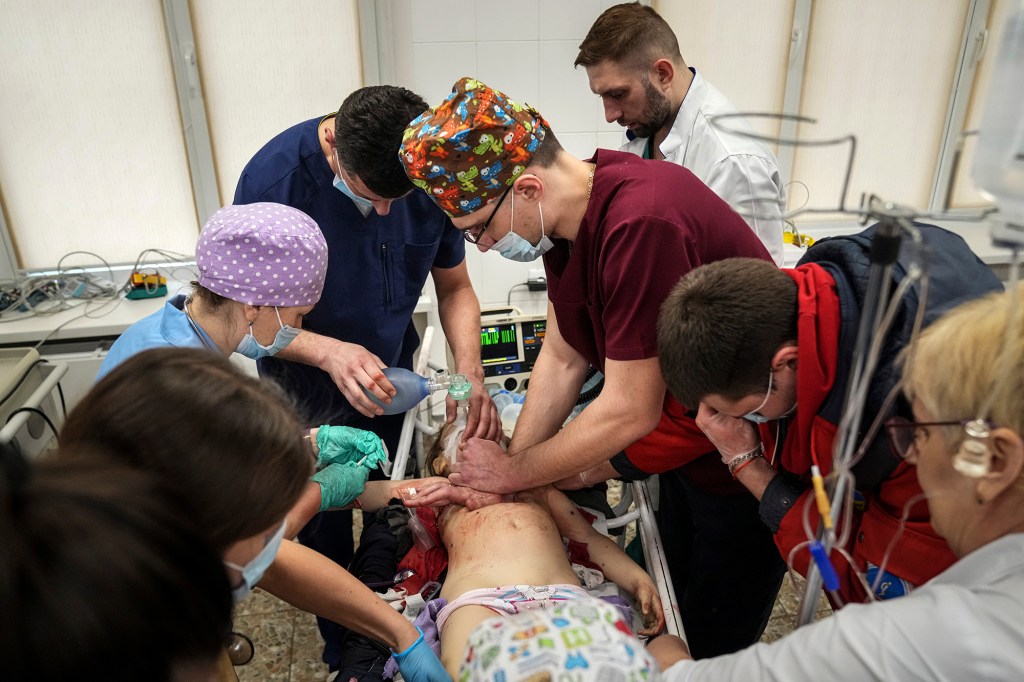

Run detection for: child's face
[[429, 422, 461, 477], [429, 419, 507, 476]]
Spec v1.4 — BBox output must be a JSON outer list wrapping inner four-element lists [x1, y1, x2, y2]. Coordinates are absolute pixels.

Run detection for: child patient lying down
[[401, 423, 665, 677]]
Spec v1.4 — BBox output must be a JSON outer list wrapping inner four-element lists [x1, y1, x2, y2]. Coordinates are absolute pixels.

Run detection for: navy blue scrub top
[[233, 117, 464, 424]]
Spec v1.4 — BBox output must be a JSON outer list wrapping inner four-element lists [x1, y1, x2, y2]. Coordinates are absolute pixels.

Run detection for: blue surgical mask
[[743, 411, 774, 424], [333, 174, 375, 217], [743, 371, 775, 423], [224, 519, 287, 602], [235, 307, 300, 360], [491, 193, 553, 262]]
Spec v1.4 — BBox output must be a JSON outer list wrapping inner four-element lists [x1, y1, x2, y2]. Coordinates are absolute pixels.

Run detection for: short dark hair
[[657, 259, 797, 407], [59, 348, 311, 553], [335, 85, 429, 199], [0, 452, 232, 681], [575, 2, 683, 70], [529, 125, 563, 169], [188, 281, 230, 311]]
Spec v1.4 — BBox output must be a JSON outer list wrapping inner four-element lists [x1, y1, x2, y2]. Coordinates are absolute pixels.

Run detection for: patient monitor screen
[[521, 319, 545, 366], [481, 323, 519, 364], [478, 315, 546, 389]]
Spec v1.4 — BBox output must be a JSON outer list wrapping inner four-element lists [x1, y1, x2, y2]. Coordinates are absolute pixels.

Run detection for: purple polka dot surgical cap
[[196, 203, 328, 307]]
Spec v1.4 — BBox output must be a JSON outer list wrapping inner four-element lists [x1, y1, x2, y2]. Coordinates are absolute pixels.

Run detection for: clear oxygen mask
[[445, 374, 471, 464]]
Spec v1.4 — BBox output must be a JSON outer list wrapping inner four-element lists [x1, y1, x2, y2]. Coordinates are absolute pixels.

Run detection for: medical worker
[[577, 2, 785, 265], [67, 349, 447, 682], [574, 3, 790, 653], [1, 451, 233, 682], [233, 86, 496, 436], [399, 76, 774, 656], [98, 201, 388, 547], [654, 227, 1001, 606], [651, 285, 1024, 681], [98, 201, 328, 379], [234, 85, 497, 671], [100, 201, 346, 515]]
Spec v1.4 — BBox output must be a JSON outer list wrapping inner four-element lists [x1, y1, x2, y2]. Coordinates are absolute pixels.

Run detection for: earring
[[976, 492, 985, 505]]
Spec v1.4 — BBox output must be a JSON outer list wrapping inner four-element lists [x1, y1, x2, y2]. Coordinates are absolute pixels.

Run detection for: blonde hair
[[425, 422, 459, 477], [903, 283, 1024, 444]]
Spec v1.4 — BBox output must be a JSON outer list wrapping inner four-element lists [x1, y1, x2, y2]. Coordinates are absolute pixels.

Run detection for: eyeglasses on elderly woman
[[884, 416, 994, 460]]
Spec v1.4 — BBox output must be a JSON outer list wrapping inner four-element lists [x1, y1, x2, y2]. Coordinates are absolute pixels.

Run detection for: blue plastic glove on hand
[[315, 425, 388, 470], [311, 462, 370, 512], [393, 627, 450, 682]]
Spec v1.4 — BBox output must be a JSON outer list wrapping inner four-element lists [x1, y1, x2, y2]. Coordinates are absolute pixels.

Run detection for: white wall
[[0, 0, 362, 270], [657, 0, 795, 142], [0, 1, 1009, 323], [792, 0, 970, 218], [190, 0, 362, 206], [658, 0, 978, 219], [0, 1, 198, 267], [389, 0, 995, 311], [390, 0, 627, 315]]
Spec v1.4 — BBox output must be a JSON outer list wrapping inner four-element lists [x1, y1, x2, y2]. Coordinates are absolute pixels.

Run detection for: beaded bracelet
[[727, 445, 765, 478], [730, 457, 760, 478]]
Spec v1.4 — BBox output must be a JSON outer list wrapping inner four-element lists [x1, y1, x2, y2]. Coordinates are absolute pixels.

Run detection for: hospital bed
[[385, 321, 685, 644], [610, 479, 685, 637]]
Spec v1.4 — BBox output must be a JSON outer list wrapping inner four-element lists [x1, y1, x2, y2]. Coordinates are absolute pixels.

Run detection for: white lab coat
[[663, 532, 1024, 681], [621, 70, 786, 265]]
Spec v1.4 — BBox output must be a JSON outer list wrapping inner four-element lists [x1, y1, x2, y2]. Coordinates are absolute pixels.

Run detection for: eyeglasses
[[884, 416, 968, 459], [460, 185, 512, 244]]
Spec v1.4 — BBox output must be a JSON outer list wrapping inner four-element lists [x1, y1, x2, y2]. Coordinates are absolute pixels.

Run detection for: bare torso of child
[[436, 494, 582, 674]]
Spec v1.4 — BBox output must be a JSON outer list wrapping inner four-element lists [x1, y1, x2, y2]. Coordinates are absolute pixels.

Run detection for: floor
[[233, 587, 324, 682], [234, 482, 833, 681]]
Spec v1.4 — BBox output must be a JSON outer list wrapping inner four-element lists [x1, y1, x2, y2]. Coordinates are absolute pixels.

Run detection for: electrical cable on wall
[[0, 247, 196, 348], [506, 283, 529, 306]]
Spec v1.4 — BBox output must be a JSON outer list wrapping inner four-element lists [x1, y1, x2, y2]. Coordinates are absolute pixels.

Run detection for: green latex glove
[[315, 426, 388, 470], [311, 462, 370, 511]]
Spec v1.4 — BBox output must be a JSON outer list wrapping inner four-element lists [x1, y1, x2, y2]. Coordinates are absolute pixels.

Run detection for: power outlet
[[527, 268, 547, 291]]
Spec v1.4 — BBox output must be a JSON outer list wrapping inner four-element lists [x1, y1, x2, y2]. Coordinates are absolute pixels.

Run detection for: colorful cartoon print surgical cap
[[400, 77, 549, 218]]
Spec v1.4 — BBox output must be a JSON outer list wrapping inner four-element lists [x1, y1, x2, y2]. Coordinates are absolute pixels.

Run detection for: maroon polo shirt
[[544, 149, 773, 491], [544, 149, 771, 371]]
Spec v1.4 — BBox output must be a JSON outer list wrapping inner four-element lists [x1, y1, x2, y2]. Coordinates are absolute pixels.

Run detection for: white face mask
[[490, 192, 553, 262]]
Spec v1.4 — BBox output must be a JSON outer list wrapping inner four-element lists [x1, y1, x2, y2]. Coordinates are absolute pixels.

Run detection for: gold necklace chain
[[585, 164, 596, 204]]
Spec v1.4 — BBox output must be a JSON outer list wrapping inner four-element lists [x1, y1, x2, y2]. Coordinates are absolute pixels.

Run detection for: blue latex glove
[[393, 627, 450, 682], [311, 462, 370, 511], [315, 425, 388, 470]]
